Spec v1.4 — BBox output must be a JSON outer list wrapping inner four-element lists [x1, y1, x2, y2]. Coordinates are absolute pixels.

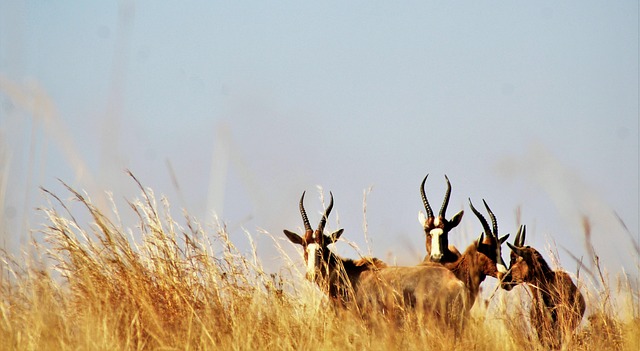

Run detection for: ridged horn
[[482, 199, 498, 237], [469, 198, 492, 238], [439, 175, 452, 218], [317, 192, 334, 234], [299, 191, 311, 232], [420, 174, 434, 218]]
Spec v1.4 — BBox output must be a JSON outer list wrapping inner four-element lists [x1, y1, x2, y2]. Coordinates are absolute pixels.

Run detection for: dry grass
[[0, 175, 638, 350]]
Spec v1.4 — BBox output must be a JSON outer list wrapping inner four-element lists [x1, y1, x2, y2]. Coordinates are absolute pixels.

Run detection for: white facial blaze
[[306, 243, 319, 279], [430, 228, 444, 258], [497, 262, 508, 274]]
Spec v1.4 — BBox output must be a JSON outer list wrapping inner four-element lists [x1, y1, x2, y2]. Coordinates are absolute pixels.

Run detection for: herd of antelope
[[283, 174, 586, 348]]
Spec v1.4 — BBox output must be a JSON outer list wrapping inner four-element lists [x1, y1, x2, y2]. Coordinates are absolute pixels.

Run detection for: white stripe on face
[[306, 243, 319, 279], [497, 263, 508, 274], [430, 228, 444, 259]]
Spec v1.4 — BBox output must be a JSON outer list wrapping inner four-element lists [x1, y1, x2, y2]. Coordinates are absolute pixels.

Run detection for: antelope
[[284, 191, 469, 329], [418, 174, 464, 263], [423, 198, 510, 307], [501, 225, 586, 348], [283, 191, 387, 305]]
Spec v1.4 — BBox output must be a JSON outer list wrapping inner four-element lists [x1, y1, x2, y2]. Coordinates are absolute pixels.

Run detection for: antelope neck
[[446, 247, 489, 303]]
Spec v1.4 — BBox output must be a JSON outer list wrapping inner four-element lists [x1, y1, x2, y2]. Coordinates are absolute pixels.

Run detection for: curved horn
[[469, 198, 492, 237], [482, 199, 498, 236], [317, 191, 334, 233], [299, 191, 311, 231], [420, 174, 434, 218], [439, 175, 452, 218]]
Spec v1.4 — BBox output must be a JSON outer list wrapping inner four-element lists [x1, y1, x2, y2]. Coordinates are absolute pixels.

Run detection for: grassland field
[[0, 175, 638, 350]]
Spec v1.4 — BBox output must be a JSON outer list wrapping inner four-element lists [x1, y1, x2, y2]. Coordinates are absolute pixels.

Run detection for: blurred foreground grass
[[0, 174, 638, 350]]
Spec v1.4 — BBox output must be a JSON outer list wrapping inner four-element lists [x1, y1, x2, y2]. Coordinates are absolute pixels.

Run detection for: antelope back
[[356, 265, 469, 326]]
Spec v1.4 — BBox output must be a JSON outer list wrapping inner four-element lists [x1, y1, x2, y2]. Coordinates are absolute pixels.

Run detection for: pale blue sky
[[1, 2, 638, 280]]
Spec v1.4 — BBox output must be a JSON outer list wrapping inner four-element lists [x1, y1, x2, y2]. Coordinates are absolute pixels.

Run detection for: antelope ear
[[283, 230, 305, 246], [475, 233, 484, 247], [329, 229, 344, 243], [506, 242, 524, 256], [418, 211, 427, 227], [499, 234, 510, 244], [448, 210, 464, 229]]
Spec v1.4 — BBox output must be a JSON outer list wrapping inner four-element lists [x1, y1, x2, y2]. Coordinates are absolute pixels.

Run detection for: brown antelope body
[[284, 191, 469, 329], [418, 174, 464, 263], [502, 225, 586, 348], [356, 265, 469, 330], [423, 198, 509, 308]]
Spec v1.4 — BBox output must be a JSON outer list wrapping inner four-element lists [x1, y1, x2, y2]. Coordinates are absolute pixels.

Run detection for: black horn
[[299, 191, 312, 232], [420, 174, 434, 218], [439, 175, 452, 218], [483, 199, 498, 237], [514, 225, 526, 247], [317, 192, 334, 233], [469, 198, 493, 237]]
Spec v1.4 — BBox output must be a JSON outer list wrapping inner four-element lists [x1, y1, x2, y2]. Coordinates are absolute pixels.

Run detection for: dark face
[[505, 248, 537, 289], [467, 198, 509, 281], [475, 234, 509, 280], [502, 247, 539, 290], [501, 224, 534, 291]]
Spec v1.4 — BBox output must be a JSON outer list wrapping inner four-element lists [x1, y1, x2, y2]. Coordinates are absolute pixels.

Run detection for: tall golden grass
[[0, 174, 638, 350]]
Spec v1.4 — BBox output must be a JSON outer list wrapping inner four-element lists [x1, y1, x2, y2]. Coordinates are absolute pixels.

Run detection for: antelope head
[[501, 225, 547, 290], [283, 191, 344, 283], [418, 174, 464, 262], [468, 198, 510, 280]]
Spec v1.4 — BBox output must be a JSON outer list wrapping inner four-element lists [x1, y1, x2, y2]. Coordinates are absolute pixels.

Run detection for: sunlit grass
[[0, 174, 638, 350]]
